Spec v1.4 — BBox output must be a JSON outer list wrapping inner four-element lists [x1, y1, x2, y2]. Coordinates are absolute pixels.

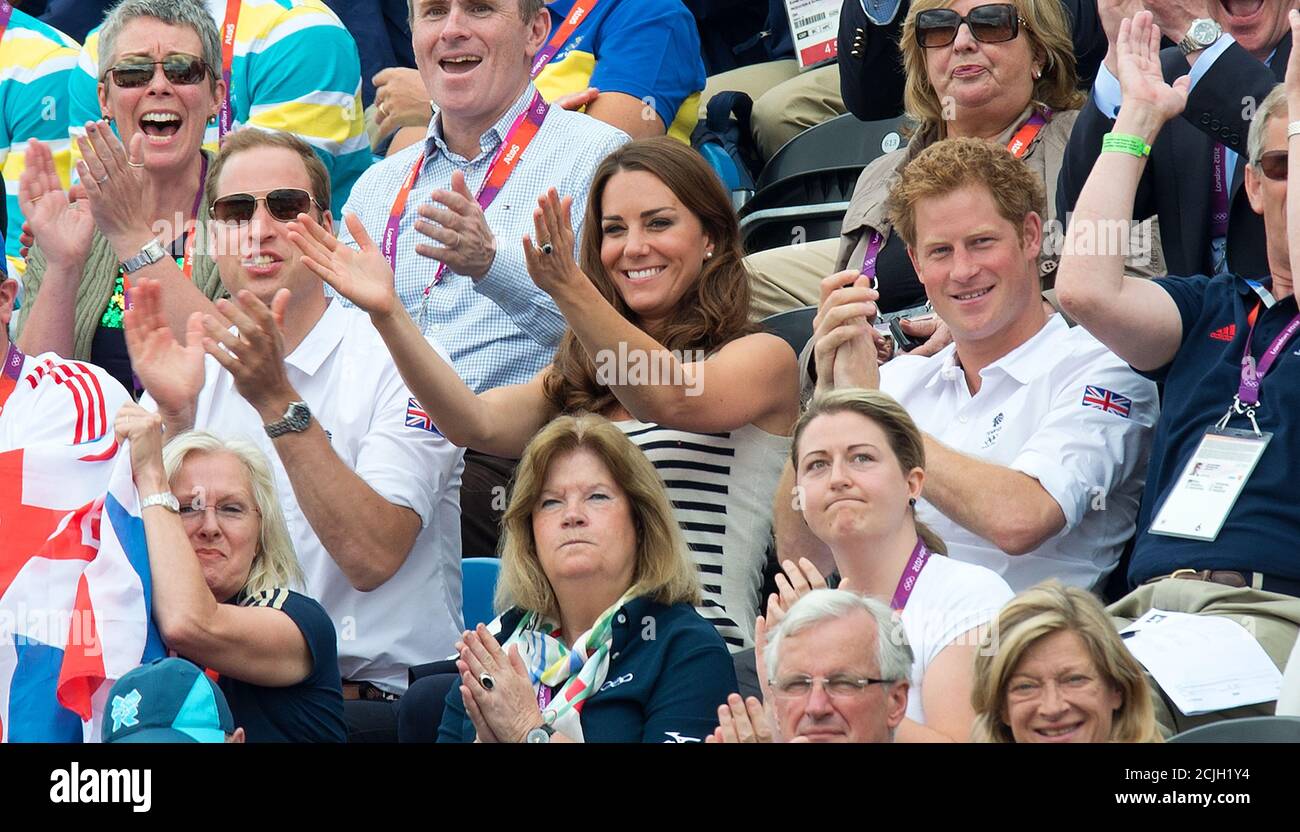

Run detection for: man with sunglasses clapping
[[127, 128, 466, 744], [1057, 12, 1300, 734]]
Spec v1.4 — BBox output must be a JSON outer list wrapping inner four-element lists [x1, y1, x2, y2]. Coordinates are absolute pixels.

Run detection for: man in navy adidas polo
[[1057, 13, 1300, 732]]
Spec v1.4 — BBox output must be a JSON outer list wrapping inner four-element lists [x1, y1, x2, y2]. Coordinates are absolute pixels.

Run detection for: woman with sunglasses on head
[[16, 0, 228, 395]]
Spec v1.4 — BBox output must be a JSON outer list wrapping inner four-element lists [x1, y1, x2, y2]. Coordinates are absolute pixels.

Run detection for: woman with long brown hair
[[289, 137, 800, 651]]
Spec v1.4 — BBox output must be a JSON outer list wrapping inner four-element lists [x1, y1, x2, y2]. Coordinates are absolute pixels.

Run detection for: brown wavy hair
[[899, 0, 1086, 137], [543, 137, 758, 415]]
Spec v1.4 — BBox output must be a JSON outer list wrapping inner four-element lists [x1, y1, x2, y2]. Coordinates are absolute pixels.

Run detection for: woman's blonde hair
[[971, 580, 1162, 743], [163, 431, 305, 599], [898, 0, 1085, 136], [495, 414, 700, 620], [791, 388, 947, 555]]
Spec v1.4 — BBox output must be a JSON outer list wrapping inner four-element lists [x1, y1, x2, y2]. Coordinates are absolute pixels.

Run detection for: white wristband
[[1287, 121, 1300, 139]]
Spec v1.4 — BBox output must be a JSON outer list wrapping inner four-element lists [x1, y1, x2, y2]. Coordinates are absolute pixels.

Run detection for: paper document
[[1120, 609, 1282, 715]]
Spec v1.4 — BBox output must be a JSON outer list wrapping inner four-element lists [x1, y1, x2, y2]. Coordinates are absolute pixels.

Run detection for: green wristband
[[1101, 132, 1152, 158]]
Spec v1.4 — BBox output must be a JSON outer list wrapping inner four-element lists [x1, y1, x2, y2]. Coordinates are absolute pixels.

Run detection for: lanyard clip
[[1218, 396, 1264, 436]]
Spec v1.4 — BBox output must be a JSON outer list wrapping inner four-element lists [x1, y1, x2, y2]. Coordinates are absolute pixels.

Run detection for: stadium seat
[[757, 113, 909, 190], [761, 305, 817, 359], [1167, 716, 1300, 743], [462, 557, 501, 630]]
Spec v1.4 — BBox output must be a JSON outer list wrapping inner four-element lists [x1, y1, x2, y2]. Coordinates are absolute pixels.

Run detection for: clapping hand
[[1285, 10, 1300, 111], [17, 139, 94, 270], [521, 188, 586, 298], [122, 277, 205, 418], [416, 170, 497, 281], [75, 120, 152, 252], [812, 270, 886, 394], [456, 625, 546, 744], [290, 212, 404, 322], [200, 289, 298, 421]]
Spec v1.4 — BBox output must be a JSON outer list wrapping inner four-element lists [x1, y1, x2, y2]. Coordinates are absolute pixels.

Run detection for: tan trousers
[[745, 237, 840, 320], [700, 61, 846, 160], [1108, 579, 1300, 736]]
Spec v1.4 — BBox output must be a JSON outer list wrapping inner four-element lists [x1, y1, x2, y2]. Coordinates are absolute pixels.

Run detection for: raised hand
[[521, 187, 586, 298], [765, 557, 829, 628], [373, 67, 434, 138], [113, 402, 168, 492], [200, 289, 298, 421], [897, 313, 952, 357], [289, 212, 403, 321], [456, 625, 547, 743], [122, 277, 205, 417], [1115, 12, 1190, 123], [1286, 9, 1300, 107], [707, 693, 776, 743], [416, 170, 497, 280], [18, 139, 95, 270], [75, 120, 152, 252]]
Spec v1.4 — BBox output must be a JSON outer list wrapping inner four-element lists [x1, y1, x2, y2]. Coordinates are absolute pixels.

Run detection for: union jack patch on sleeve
[[405, 398, 441, 434], [1081, 385, 1131, 418]]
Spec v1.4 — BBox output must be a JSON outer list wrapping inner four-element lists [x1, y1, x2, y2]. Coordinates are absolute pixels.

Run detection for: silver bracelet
[[1288, 121, 1300, 139]]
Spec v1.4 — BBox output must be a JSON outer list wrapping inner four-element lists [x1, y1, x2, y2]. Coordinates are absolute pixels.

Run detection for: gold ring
[[127, 160, 145, 168]]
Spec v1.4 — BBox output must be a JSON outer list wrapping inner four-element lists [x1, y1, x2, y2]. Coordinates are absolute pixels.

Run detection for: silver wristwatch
[[263, 401, 312, 438], [524, 723, 556, 744], [1178, 18, 1222, 56], [140, 492, 180, 513], [121, 238, 169, 273]]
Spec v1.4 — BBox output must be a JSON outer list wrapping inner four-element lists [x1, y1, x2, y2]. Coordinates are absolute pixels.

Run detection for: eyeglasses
[[1258, 150, 1288, 181], [915, 3, 1025, 49], [770, 674, 894, 700], [212, 189, 324, 224], [179, 502, 260, 524], [104, 53, 211, 88], [1005, 673, 1101, 703]]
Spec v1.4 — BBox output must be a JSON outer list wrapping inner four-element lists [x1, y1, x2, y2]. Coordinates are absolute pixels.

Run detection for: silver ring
[[96, 174, 110, 184], [478, 672, 495, 691], [540, 242, 554, 255]]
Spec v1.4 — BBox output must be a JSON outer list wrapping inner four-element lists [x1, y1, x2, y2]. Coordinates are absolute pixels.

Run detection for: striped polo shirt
[[67, 0, 370, 210], [1, 8, 78, 279]]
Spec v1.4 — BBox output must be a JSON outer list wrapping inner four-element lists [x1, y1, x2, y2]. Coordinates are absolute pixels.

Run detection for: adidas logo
[[1209, 324, 1236, 341]]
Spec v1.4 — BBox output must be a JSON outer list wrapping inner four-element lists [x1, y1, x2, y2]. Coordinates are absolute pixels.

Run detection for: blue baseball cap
[[102, 657, 236, 743]]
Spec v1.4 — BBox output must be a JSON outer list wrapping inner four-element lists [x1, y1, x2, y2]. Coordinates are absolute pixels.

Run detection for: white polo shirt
[[880, 316, 1159, 591], [146, 300, 465, 693]]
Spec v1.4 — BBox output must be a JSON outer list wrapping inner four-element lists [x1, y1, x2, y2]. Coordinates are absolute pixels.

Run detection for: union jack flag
[[405, 398, 440, 434], [1081, 385, 1132, 418]]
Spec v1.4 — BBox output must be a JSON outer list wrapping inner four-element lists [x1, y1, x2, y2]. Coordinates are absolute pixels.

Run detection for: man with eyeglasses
[[1059, 0, 1296, 280], [709, 590, 912, 743], [1057, 12, 1300, 733], [127, 127, 465, 743]]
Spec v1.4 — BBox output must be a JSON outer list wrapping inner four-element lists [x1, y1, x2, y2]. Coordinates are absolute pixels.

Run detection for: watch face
[[1191, 19, 1219, 44], [286, 402, 311, 430]]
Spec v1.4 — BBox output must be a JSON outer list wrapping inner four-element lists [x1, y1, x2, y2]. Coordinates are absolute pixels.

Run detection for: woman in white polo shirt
[[786, 387, 1013, 742]]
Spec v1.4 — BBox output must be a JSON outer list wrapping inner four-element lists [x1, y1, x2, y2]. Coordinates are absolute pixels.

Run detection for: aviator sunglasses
[[212, 189, 324, 224], [104, 53, 212, 88], [915, 3, 1026, 49], [1258, 150, 1288, 181]]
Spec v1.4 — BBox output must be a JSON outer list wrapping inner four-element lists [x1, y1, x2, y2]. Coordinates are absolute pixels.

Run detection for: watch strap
[[121, 238, 168, 274], [1178, 19, 1221, 55], [140, 492, 180, 513], [264, 401, 312, 438]]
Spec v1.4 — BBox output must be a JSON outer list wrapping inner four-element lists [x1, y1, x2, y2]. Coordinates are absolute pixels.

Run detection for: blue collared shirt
[[337, 83, 628, 393]]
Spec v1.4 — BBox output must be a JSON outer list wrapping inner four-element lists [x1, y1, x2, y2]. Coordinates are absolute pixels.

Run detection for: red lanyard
[[889, 539, 932, 611], [530, 1, 599, 77], [0, 342, 23, 418], [217, 0, 241, 138], [860, 109, 1050, 280], [0, 2, 14, 44]]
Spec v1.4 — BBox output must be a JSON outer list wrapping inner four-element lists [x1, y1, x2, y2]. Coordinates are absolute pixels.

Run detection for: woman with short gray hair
[[18, 0, 227, 395]]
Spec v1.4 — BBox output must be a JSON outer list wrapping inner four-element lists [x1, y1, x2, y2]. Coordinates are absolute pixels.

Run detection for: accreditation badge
[[1148, 427, 1272, 542]]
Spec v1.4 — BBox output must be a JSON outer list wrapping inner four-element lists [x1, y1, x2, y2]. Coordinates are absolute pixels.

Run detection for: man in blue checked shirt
[[337, 0, 627, 559]]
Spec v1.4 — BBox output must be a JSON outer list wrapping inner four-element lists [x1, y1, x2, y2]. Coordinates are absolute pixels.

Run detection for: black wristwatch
[[524, 723, 555, 744], [263, 401, 312, 438]]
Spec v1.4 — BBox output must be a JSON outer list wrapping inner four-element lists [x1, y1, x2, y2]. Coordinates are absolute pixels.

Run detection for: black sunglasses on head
[[915, 3, 1025, 49], [105, 53, 211, 88], [212, 189, 323, 224], [1258, 150, 1288, 181]]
